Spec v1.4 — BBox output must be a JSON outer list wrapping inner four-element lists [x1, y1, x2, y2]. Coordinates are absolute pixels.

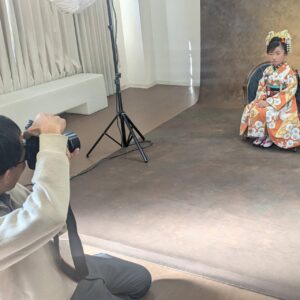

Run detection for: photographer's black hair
[[0, 116, 23, 175], [267, 37, 288, 54]]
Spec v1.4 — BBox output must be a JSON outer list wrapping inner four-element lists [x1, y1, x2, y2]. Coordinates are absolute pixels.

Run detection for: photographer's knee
[[132, 266, 152, 299]]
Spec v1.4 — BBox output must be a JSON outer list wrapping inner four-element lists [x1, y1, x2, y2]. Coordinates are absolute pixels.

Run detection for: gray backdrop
[[200, 0, 300, 104]]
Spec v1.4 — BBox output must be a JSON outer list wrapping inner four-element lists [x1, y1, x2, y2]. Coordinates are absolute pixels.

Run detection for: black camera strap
[[53, 205, 89, 282]]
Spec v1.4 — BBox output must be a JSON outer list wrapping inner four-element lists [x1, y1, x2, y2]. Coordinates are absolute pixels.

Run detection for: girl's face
[[268, 45, 286, 67]]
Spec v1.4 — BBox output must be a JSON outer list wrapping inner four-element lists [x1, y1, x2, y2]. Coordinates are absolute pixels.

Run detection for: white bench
[[0, 73, 108, 128]]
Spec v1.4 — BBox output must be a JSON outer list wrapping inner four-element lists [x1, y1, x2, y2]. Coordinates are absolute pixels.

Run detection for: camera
[[24, 120, 81, 170]]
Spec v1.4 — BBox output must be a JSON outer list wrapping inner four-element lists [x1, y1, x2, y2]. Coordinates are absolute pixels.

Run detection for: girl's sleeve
[[254, 73, 267, 102], [266, 71, 298, 110]]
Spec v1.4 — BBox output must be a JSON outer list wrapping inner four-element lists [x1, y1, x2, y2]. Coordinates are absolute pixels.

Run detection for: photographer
[[0, 113, 151, 300]]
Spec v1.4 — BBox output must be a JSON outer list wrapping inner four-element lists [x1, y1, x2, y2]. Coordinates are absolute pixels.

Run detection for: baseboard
[[121, 82, 157, 90], [121, 80, 200, 90], [156, 80, 200, 87]]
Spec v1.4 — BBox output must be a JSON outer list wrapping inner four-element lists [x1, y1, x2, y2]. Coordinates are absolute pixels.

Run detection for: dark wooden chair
[[242, 62, 271, 103]]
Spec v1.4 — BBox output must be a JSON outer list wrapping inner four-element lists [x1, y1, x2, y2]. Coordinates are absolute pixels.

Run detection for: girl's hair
[[0, 116, 23, 175], [267, 37, 288, 54]]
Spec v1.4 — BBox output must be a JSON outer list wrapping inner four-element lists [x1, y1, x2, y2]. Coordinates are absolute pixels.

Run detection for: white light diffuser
[[49, 0, 97, 14]]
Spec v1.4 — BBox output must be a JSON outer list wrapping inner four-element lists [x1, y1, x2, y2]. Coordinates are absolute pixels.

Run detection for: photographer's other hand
[[26, 113, 66, 136], [67, 148, 80, 161]]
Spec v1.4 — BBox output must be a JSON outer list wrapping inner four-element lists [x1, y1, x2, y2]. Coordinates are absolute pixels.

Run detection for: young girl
[[240, 30, 300, 149]]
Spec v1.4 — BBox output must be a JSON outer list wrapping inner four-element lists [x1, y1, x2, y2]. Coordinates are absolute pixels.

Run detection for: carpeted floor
[[70, 97, 300, 300]]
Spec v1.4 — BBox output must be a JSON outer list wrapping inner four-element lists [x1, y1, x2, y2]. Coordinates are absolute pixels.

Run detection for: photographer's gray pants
[[71, 253, 152, 300]]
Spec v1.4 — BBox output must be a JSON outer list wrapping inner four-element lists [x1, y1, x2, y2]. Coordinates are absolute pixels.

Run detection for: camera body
[[25, 120, 81, 170]]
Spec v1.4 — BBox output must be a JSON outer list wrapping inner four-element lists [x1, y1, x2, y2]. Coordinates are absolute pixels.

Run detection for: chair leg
[[241, 134, 249, 141]]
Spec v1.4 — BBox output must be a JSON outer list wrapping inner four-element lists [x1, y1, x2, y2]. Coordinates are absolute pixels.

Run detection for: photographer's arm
[[0, 131, 70, 270]]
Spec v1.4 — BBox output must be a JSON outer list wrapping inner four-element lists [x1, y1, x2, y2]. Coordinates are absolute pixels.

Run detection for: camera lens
[[64, 131, 81, 153]]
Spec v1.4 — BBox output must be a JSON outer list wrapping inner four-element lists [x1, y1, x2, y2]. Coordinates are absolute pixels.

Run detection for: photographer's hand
[[25, 113, 66, 136], [67, 148, 80, 161]]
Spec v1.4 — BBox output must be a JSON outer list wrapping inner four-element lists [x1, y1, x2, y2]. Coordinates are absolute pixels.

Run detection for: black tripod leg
[[125, 115, 146, 141], [126, 133, 133, 146], [123, 116, 148, 163], [86, 115, 118, 158], [119, 114, 127, 147]]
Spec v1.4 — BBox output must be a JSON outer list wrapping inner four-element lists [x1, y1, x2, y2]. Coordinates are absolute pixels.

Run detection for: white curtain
[[74, 0, 115, 95], [0, 0, 115, 95], [0, 0, 82, 94]]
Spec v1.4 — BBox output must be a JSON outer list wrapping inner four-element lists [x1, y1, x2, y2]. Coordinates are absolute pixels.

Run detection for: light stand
[[86, 0, 149, 163]]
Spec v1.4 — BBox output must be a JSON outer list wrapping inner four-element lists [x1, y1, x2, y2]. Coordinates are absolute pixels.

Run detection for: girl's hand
[[257, 100, 268, 108]]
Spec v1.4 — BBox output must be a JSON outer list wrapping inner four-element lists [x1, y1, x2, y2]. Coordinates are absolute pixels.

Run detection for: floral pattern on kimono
[[240, 63, 300, 149]]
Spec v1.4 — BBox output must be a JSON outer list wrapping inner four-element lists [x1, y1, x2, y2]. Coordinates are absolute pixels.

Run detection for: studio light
[[49, 0, 149, 162]]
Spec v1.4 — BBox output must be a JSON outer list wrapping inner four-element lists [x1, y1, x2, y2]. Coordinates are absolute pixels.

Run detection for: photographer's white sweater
[[0, 134, 77, 299]]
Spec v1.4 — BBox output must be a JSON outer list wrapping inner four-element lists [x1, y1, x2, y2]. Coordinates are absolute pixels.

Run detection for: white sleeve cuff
[[39, 134, 68, 154], [266, 98, 274, 105]]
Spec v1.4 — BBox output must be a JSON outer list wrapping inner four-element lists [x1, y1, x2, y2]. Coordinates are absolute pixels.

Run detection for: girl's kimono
[[240, 62, 300, 149]]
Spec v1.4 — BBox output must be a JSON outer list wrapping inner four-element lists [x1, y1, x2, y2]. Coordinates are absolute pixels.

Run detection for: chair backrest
[[246, 62, 300, 111], [246, 62, 271, 103], [293, 69, 300, 109]]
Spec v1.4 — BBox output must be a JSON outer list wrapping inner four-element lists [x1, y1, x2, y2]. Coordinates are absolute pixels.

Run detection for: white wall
[[117, 0, 153, 87], [139, 0, 156, 86], [117, 0, 200, 88], [150, 0, 200, 86]]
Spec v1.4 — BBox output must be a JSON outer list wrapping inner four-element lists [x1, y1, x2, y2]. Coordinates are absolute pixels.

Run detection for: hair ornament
[[266, 30, 292, 53]]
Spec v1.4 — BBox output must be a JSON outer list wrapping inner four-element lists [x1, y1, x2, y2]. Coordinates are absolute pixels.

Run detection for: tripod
[[86, 0, 148, 163]]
